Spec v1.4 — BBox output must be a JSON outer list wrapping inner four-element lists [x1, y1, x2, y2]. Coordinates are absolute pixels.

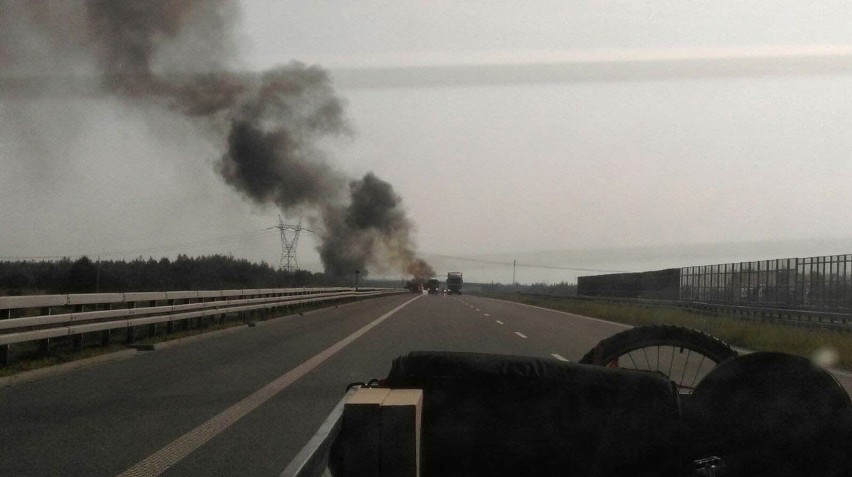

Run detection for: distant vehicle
[[446, 272, 463, 295], [404, 280, 423, 294], [426, 278, 440, 294]]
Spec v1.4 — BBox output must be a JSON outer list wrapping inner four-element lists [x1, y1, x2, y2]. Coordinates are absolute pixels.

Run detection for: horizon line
[[8, 45, 852, 96], [329, 51, 852, 89]]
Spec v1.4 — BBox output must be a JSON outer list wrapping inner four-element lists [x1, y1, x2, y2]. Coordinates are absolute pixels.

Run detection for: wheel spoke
[[626, 351, 639, 369], [668, 346, 675, 378], [690, 354, 707, 389], [579, 325, 738, 395], [640, 347, 651, 371], [679, 349, 692, 387], [655, 346, 660, 372]]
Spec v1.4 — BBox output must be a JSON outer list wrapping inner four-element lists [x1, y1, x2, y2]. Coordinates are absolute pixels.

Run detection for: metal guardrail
[[0, 287, 404, 366], [280, 387, 356, 477], [578, 254, 852, 311], [512, 293, 852, 331], [681, 254, 852, 310], [682, 301, 852, 330]]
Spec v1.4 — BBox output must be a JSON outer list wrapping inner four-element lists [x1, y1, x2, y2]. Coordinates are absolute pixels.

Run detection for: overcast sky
[[4, 1, 852, 283]]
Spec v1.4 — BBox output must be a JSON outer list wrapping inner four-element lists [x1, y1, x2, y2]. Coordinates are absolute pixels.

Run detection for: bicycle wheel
[[579, 325, 738, 393]]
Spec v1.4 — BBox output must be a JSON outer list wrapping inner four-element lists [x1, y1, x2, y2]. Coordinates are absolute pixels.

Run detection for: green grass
[[477, 292, 852, 370], [0, 344, 129, 377], [137, 318, 248, 345]]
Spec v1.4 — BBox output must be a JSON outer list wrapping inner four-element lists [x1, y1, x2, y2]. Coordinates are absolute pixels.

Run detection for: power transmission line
[[0, 229, 278, 261], [423, 253, 630, 274], [268, 216, 314, 273]]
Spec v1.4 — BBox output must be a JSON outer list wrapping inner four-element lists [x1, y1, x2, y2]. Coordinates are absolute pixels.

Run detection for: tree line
[[479, 281, 578, 296], [0, 255, 370, 295]]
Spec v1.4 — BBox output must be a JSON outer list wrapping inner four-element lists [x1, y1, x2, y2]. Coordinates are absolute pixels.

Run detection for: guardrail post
[[101, 330, 111, 347], [70, 304, 85, 352], [1, 344, 9, 367], [167, 299, 176, 334], [148, 300, 157, 337], [125, 300, 137, 343], [72, 334, 84, 353], [37, 338, 50, 357]]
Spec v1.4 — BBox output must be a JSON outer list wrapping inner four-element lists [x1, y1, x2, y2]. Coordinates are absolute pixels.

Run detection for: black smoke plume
[[2, 0, 433, 280], [320, 173, 436, 279], [217, 66, 349, 210]]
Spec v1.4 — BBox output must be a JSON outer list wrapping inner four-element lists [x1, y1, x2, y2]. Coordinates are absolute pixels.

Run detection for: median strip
[[115, 295, 420, 477]]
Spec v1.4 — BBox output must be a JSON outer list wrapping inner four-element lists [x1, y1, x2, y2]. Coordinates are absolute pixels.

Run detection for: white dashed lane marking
[[464, 300, 570, 364]]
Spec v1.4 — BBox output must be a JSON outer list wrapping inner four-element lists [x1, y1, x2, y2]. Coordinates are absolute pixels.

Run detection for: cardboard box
[[380, 389, 423, 477], [341, 388, 391, 477], [340, 387, 423, 477]]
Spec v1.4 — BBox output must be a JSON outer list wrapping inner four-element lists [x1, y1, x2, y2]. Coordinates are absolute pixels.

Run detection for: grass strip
[[0, 345, 128, 377], [478, 292, 852, 370]]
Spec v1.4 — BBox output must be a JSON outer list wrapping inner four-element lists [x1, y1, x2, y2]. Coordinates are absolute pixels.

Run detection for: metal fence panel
[[680, 253, 852, 310]]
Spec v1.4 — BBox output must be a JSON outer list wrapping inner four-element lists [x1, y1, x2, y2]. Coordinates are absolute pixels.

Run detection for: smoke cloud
[[320, 173, 435, 278], [1, 0, 433, 280]]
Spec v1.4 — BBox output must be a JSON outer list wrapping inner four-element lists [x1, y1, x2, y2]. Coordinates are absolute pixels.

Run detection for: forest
[[0, 255, 377, 295]]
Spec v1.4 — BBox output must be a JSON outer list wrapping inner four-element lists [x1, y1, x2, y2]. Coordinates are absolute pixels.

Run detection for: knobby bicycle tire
[[579, 325, 738, 391]]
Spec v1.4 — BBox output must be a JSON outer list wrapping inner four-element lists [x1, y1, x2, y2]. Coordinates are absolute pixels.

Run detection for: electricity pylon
[[270, 216, 313, 273]]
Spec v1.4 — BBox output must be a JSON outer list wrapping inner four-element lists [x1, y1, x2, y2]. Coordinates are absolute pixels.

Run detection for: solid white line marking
[[514, 332, 528, 339], [116, 295, 421, 477], [476, 296, 632, 329], [551, 353, 569, 362], [496, 320, 504, 325]]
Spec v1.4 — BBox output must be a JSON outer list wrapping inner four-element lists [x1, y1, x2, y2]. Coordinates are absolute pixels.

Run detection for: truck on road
[[426, 278, 440, 294], [446, 272, 463, 295]]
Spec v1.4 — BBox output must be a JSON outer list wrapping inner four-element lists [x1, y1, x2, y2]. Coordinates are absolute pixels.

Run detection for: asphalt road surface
[[1, 293, 849, 476]]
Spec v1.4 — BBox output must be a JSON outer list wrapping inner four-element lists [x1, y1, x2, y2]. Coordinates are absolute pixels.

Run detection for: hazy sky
[[4, 1, 852, 283]]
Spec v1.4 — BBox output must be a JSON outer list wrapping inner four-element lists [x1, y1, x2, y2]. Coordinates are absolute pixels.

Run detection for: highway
[[1, 293, 850, 477]]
